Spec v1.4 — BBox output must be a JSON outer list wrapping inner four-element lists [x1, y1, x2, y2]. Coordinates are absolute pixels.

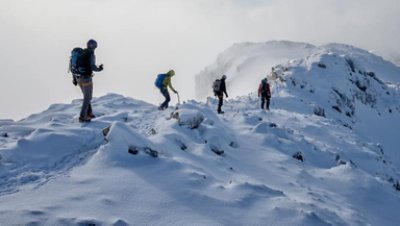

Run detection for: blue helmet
[[87, 39, 97, 49]]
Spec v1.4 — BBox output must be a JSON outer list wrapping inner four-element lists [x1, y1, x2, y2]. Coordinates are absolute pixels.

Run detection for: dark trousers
[[160, 87, 170, 109], [217, 95, 224, 113], [261, 95, 270, 110], [78, 77, 93, 118]]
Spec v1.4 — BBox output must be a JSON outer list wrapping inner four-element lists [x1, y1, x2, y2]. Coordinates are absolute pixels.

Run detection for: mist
[[1, 0, 399, 119]]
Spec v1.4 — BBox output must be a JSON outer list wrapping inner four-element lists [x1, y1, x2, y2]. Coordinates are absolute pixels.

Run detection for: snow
[[195, 41, 316, 99], [196, 41, 400, 100], [1, 42, 400, 225]]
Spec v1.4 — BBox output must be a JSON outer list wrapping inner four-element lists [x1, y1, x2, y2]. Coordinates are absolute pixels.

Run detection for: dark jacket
[[77, 49, 102, 76], [258, 79, 271, 97], [218, 78, 228, 97]]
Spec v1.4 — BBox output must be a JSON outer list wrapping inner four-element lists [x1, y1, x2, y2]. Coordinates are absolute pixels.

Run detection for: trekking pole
[[175, 92, 180, 110]]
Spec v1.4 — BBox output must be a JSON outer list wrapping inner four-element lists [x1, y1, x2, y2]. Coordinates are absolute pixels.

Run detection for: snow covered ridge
[[195, 41, 400, 99], [0, 92, 400, 225]]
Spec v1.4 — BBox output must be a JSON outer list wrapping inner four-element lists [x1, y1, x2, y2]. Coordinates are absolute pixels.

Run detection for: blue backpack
[[154, 74, 167, 88]]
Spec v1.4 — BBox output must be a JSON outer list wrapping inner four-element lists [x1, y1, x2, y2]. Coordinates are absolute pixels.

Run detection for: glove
[[174, 90, 178, 94], [226, 94, 228, 98], [72, 77, 77, 86], [99, 64, 104, 71]]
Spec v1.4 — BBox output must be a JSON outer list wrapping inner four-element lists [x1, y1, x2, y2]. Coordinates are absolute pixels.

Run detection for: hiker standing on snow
[[214, 75, 228, 114], [155, 70, 178, 110], [258, 78, 271, 110], [270, 67, 278, 80], [75, 39, 104, 122]]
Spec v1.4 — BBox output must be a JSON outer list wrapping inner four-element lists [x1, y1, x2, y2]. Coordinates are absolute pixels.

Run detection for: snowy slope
[[195, 41, 400, 100], [1, 41, 400, 225], [268, 44, 400, 164], [0, 91, 399, 225], [195, 41, 316, 99]]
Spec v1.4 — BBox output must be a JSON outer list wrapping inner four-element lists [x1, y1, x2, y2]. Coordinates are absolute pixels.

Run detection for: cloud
[[0, 0, 399, 119]]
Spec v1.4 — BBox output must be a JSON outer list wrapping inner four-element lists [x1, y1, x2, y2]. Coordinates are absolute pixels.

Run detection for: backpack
[[155, 74, 167, 88], [69, 48, 84, 75], [69, 48, 93, 76], [212, 79, 222, 94], [260, 80, 271, 96]]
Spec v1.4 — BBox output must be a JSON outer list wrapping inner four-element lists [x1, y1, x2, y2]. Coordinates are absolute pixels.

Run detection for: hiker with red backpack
[[258, 78, 271, 110], [154, 70, 178, 110], [69, 39, 104, 122]]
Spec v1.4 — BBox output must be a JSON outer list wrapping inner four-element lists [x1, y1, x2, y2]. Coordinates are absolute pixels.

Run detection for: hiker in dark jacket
[[76, 39, 103, 122], [216, 75, 228, 114], [258, 78, 271, 110]]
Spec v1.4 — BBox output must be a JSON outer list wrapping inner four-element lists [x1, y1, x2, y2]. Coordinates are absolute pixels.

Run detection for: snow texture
[[0, 41, 400, 225]]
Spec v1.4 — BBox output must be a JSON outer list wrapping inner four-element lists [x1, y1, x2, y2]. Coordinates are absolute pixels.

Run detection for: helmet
[[87, 39, 98, 49], [222, 74, 227, 79], [167, 70, 175, 76]]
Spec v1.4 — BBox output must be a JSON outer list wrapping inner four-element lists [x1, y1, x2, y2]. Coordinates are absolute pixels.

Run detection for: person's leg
[[79, 78, 93, 121], [266, 97, 270, 110], [160, 88, 171, 110], [218, 95, 223, 113], [261, 97, 265, 109], [79, 84, 86, 118], [88, 104, 95, 118]]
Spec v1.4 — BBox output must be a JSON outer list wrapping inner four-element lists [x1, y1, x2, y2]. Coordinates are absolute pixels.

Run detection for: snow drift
[[0, 42, 400, 225]]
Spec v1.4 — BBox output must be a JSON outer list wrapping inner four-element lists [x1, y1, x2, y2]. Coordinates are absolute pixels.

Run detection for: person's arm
[[90, 55, 103, 72], [165, 77, 177, 93], [169, 82, 177, 93], [258, 84, 261, 97], [223, 81, 228, 97]]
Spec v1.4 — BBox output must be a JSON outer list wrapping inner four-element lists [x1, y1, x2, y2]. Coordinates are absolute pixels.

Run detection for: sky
[[0, 0, 399, 120]]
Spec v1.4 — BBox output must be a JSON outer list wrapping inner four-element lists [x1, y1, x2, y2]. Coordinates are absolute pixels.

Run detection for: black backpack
[[212, 79, 222, 95], [69, 48, 83, 75], [69, 48, 92, 76]]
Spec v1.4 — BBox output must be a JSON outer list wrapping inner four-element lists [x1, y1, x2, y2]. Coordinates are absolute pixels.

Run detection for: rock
[[313, 106, 326, 117], [394, 181, 400, 191], [175, 139, 188, 151], [318, 63, 327, 68], [102, 125, 111, 138], [269, 123, 278, 128], [210, 146, 224, 156], [174, 109, 205, 129], [128, 146, 158, 158], [292, 151, 304, 162], [229, 141, 239, 148], [149, 128, 157, 135]]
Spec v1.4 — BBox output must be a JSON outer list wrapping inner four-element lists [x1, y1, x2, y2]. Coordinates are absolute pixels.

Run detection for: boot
[[79, 115, 91, 123], [88, 113, 96, 119]]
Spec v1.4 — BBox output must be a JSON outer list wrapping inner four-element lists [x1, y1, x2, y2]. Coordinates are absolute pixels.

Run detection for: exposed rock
[[210, 146, 224, 156], [318, 63, 327, 69], [314, 106, 326, 117], [173, 109, 205, 129], [292, 151, 304, 162]]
